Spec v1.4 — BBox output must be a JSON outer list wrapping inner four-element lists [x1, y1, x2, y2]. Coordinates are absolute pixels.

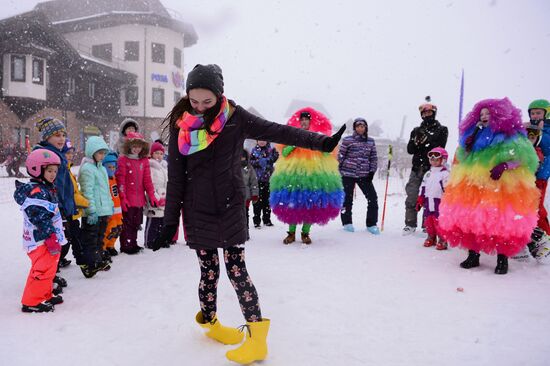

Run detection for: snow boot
[[54, 275, 67, 288], [46, 295, 64, 306], [195, 311, 244, 345], [460, 250, 480, 269], [367, 226, 380, 235], [264, 221, 274, 227], [58, 258, 71, 268], [343, 224, 355, 232], [52, 283, 63, 295], [402, 226, 416, 236], [21, 301, 54, 313], [254, 223, 261, 229], [80, 264, 97, 279], [301, 232, 312, 245], [495, 254, 508, 275], [423, 236, 436, 247], [106, 247, 119, 257], [226, 319, 270, 364], [435, 239, 448, 250], [283, 232, 295, 244]]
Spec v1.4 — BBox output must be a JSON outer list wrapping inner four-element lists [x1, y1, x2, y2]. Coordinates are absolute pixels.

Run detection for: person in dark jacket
[[403, 99, 448, 235], [249, 140, 278, 228], [338, 117, 379, 234], [150, 64, 344, 365]]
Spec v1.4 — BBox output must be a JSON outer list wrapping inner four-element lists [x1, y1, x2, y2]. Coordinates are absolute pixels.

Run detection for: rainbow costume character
[[270, 108, 344, 244], [438, 98, 539, 273]]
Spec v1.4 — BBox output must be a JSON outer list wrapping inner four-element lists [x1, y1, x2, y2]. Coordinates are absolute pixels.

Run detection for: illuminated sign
[[151, 73, 168, 83]]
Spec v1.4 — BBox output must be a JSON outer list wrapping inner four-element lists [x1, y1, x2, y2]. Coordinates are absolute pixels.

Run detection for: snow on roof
[[51, 11, 155, 25]]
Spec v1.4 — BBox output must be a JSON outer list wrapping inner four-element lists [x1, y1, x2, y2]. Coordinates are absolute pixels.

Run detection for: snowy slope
[[0, 174, 548, 366]]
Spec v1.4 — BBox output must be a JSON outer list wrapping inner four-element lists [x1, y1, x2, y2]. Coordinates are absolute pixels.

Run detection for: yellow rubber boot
[[195, 311, 244, 345], [226, 319, 270, 364]]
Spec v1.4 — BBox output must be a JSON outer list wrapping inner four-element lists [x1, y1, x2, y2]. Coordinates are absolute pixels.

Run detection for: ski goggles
[[427, 151, 442, 159]]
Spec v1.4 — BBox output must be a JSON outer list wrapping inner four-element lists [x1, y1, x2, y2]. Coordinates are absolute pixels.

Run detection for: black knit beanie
[[186, 64, 224, 96]]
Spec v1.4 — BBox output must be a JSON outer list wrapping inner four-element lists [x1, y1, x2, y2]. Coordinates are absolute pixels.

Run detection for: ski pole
[[381, 145, 393, 232]]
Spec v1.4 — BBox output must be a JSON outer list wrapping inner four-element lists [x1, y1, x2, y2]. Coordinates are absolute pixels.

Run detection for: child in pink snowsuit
[[116, 132, 158, 254], [416, 147, 450, 250]]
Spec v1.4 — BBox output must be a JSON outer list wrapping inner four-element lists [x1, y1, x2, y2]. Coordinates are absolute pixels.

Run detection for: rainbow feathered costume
[[438, 98, 539, 257], [270, 108, 344, 225]]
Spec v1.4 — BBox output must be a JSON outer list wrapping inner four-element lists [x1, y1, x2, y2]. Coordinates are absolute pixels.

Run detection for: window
[[152, 43, 165, 63], [92, 43, 112, 62], [32, 58, 44, 85], [152, 88, 164, 107], [67, 77, 76, 95], [124, 41, 139, 61], [11, 55, 26, 82], [88, 82, 95, 98], [125, 86, 139, 106], [173, 47, 182, 68], [174, 91, 181, 104]]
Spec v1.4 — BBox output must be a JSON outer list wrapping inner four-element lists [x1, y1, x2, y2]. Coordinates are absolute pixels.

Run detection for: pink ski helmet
[[427, 147, 448, 160], [26, 149, 61, 178]]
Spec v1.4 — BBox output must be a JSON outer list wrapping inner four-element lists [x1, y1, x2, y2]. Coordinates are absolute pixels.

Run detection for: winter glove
[[251, 195, 259, 203], [44, 233, 61, 255], [87, 212, 99, 225], [120, 199, 129, 212], [322, 125, 346, 153], [415, 196, 424, 211], [150, 196, 159, 208], [158, 198, 166, 207], [151, 224, 179, 252], [366, 172, 375, 182], [490, 162, 508, 180]]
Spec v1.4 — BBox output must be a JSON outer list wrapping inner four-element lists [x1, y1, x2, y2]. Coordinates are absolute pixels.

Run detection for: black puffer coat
[[406, 119, 448, 172], [164, 101, 328, 250]]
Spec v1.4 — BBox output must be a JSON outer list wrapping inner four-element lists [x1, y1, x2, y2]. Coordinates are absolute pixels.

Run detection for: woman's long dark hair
[[161, 96, 223, 140]]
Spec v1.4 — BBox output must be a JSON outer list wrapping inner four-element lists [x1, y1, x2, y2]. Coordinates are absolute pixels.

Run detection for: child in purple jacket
[[338, 118, 379, 234]]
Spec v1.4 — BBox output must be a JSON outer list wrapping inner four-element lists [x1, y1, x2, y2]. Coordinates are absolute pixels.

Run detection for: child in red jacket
[[116, 132, 158, 254]]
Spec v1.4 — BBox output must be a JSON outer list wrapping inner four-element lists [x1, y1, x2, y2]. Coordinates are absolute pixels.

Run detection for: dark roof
[[0, 10, 136, 84], [35, 0, 198, 47], [35, 0, 171, 21], [0, 11, 80, 65]]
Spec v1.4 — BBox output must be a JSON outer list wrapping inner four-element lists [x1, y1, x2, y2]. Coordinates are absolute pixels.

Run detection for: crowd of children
[[14, 118, 169, 313]]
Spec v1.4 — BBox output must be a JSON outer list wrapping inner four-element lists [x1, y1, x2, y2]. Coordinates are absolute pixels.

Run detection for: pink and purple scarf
[[177, 97, 230, 155]]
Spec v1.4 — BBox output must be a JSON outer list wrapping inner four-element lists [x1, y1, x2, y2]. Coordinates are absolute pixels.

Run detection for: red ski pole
[[381, 145, 393, 232]]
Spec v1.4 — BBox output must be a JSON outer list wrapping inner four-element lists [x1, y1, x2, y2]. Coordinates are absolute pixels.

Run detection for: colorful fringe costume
[[438, 98, 539, 257], [269, 108, 344, 225]]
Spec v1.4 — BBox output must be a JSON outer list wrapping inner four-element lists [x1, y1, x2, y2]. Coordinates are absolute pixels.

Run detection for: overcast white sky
[[4, 0, 550, 150]]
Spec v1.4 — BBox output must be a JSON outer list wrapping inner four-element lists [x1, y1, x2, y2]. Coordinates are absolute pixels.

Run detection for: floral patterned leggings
[[196, 245, 262, 323]]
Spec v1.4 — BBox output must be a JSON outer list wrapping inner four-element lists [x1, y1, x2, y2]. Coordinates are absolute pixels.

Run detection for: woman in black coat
[[152, 64, 344, 364]]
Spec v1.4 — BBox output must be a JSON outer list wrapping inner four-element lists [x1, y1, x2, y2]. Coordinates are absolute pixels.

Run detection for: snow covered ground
[[0, 173, 549, 366]]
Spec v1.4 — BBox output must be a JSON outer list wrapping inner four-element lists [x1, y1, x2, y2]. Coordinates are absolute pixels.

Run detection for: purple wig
[[458, 98, 525, 138]]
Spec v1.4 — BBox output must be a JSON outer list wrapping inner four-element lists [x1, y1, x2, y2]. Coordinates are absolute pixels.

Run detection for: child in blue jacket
[[14, 149, 66, 312], [78, 136, 114, 278]]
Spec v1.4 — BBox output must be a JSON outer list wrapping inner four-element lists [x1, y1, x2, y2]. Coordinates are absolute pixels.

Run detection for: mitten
[[87, 212, 99, 225], [151, 225, 178, 251], [415, 196, 424, 211], [251, 195, 259, 203], [366, 172, 375, 182], [44, 233, 61, 255], [322, 125, 346, 153], [490, 162, 508, 180], [150, 196, 159, 208], [158, 198, 166, 207]]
